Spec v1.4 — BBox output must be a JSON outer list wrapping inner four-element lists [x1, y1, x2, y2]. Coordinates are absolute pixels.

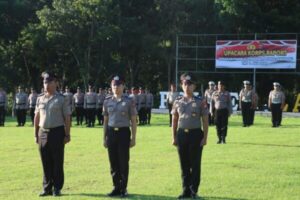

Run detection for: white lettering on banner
[[159, 91, 239, 111]]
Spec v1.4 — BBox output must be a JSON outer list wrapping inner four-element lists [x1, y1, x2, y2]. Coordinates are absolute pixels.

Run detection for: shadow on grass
[[65, 193, 248, 200], [231, 142, 300, 148]]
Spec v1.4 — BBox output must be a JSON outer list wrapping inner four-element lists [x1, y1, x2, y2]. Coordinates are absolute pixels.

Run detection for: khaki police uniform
[[28, 92, 38, 124], [14, 91, 28, 126], [171, 96, 208, 196], [0, 90, 7, 126], [84, 92, 97, 127], [73, 92, 84, 125], [210, 90, 232, 143], [145, 92, 153, 124], [239, 88, 255, 126], [63, 91, 73, 112], [138, 92, 147, 125], [268, 89, 285, 127], [35, 92, 71, 193], [96, 92, 106, 125], [204, 88, 216, 125], [166, 91, 179, 126], [103, 95, 137, 194]]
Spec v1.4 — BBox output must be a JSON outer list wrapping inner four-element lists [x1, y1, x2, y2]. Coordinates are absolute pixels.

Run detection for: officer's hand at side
[[172, 138, 177, 146], [130, 139, 136, 148], [35, 137, 39, 144], [103, 139, 108, 148], [64, 135, 71, 144], [200, 137, 207, 146]]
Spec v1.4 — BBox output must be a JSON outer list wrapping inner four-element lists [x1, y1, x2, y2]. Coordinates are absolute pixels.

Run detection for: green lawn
[[0, 114, 299, 200]]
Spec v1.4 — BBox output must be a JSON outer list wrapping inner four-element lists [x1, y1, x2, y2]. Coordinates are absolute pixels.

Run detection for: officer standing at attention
[[145, 88, 153, 124], [0, 87, 7, 126], [73, 87, 85, 125], [63, 86, 74, 122], [96, 88, 106, 125], [268, 82, 285, 127], [14, 86, 28, 126], [28, 88, 38, 125], [84, 85, 97, 127], [210, 81, 232, 144], [34, 72, 71, 197], [204, 81, 216, 125], [171, 73, 208, 199], [138, 87, 147, 125], [239, 80, 256, 127], [167, 83, 179, 127], [103, 75, 137, 198]]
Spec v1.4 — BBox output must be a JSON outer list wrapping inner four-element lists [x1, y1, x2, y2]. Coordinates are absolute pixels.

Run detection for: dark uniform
[[28, 89, 38, 125], [14, 87, 28, 126], [103, 75, 137, 198], [166, 88, 179, 126], [84, 86, 97, 127], [35, 72, 71, 197], [204, 81, 216, 125], [138, 88, 147, 125], [171, 73, 209, 199], [0, 88, 7, 126], [96, 88, 106, 125], [145, 89, 153, 124], [268, 82, 285, 127], [73, 88, 85, 125], [239, 81, 256, 127], [210, 81, 232, 144]]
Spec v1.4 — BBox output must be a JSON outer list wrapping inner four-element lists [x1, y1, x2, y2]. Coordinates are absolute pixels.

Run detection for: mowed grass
[[0, 114, 299, 200]]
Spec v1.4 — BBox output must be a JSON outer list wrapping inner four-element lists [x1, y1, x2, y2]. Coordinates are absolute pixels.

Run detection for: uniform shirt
[[97, 93, 106, 109], [35, 92, 71, 129], [210, 90, 232, 114], [14, 92, 28, 109], [129, 94, 139, 109], [269, 90, 285, 104], [103, 95, 137, 127], [138, 93, 147, 110], [239, 89, 254, 103], [171, 96, 208, 129], [28, 93, 38, 108], [73, 92, 84, 107], [146, 93, 154, 108], [0, 91, 7, 108], [84, 92, 97, 109], [204, 89, 215, 104], [166, 91, 179, 104]]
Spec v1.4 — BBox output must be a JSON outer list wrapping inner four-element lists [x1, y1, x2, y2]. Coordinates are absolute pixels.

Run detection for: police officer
[[96, 88, 106, 125], [268, 82, 285, 127], [73, 87, 85, 125], [204, 81, 216, 125], [249, 85, 258, 125], [171, 73, 209, 199], [14, 86, 28, 126], [210, 81, 232, 144], [239, 81, 256, 127], [28, 88, 38, 125], [138, 87, 147, 125], [84, 85, 97, 127], [145, 88, 153, 124], [63, 86, 73, 112], [167, 83, 179, 127], [34, 72, 71, 197], [103, 75, 137, 198], [0, 87, 7, 126], [129, 87, 139, 123]]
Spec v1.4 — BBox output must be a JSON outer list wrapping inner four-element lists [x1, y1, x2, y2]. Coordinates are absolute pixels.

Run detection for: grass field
[[0, 114, 299, 200]]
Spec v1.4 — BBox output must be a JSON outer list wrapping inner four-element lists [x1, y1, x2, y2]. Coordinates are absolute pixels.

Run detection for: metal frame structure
[[175, 33, 300, 90]]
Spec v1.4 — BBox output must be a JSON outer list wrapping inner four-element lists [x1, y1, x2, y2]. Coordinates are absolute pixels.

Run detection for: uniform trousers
[[75, 106, 84, 125], [168, 103, 173, 126], [207, 103, 215, 125], [214, 108, 229, 141], [107, 127, 131, 192], [85, 108, 96, 126], [38, 126, 65, 192], [0, 106, 5, 126], [145, 107, 151, 124], [271, 103, 282, 126], [30, 107, 35, 124], [16, 109, 27, 125], [138, 107, 147, 124], [177, 128, 203, 194], [250, 108, 255, 125], [96, 107, 103, 125], [241, 102, 252, 126]]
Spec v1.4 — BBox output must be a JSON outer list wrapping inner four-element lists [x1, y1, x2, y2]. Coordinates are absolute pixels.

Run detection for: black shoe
[[222, 138, 226, 144], [217, 140, 222, 144], [107, 188, 121, 197], [39, 190, 52, 197], [178, 191, 191, 199], [191, 192, 198, 199], [120, 190, 128, 198], [53, 189, 61, 196], [243, 124, 247, 127]]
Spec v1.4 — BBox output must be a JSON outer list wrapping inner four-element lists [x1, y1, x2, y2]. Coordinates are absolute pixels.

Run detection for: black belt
[[108, 126, 129, 132], [178, 128, 202, 133], [30, 104, 36, 107], [40, 126, 64, 132], [87, 103, 96, 105], [16, 103, 25, 105]]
